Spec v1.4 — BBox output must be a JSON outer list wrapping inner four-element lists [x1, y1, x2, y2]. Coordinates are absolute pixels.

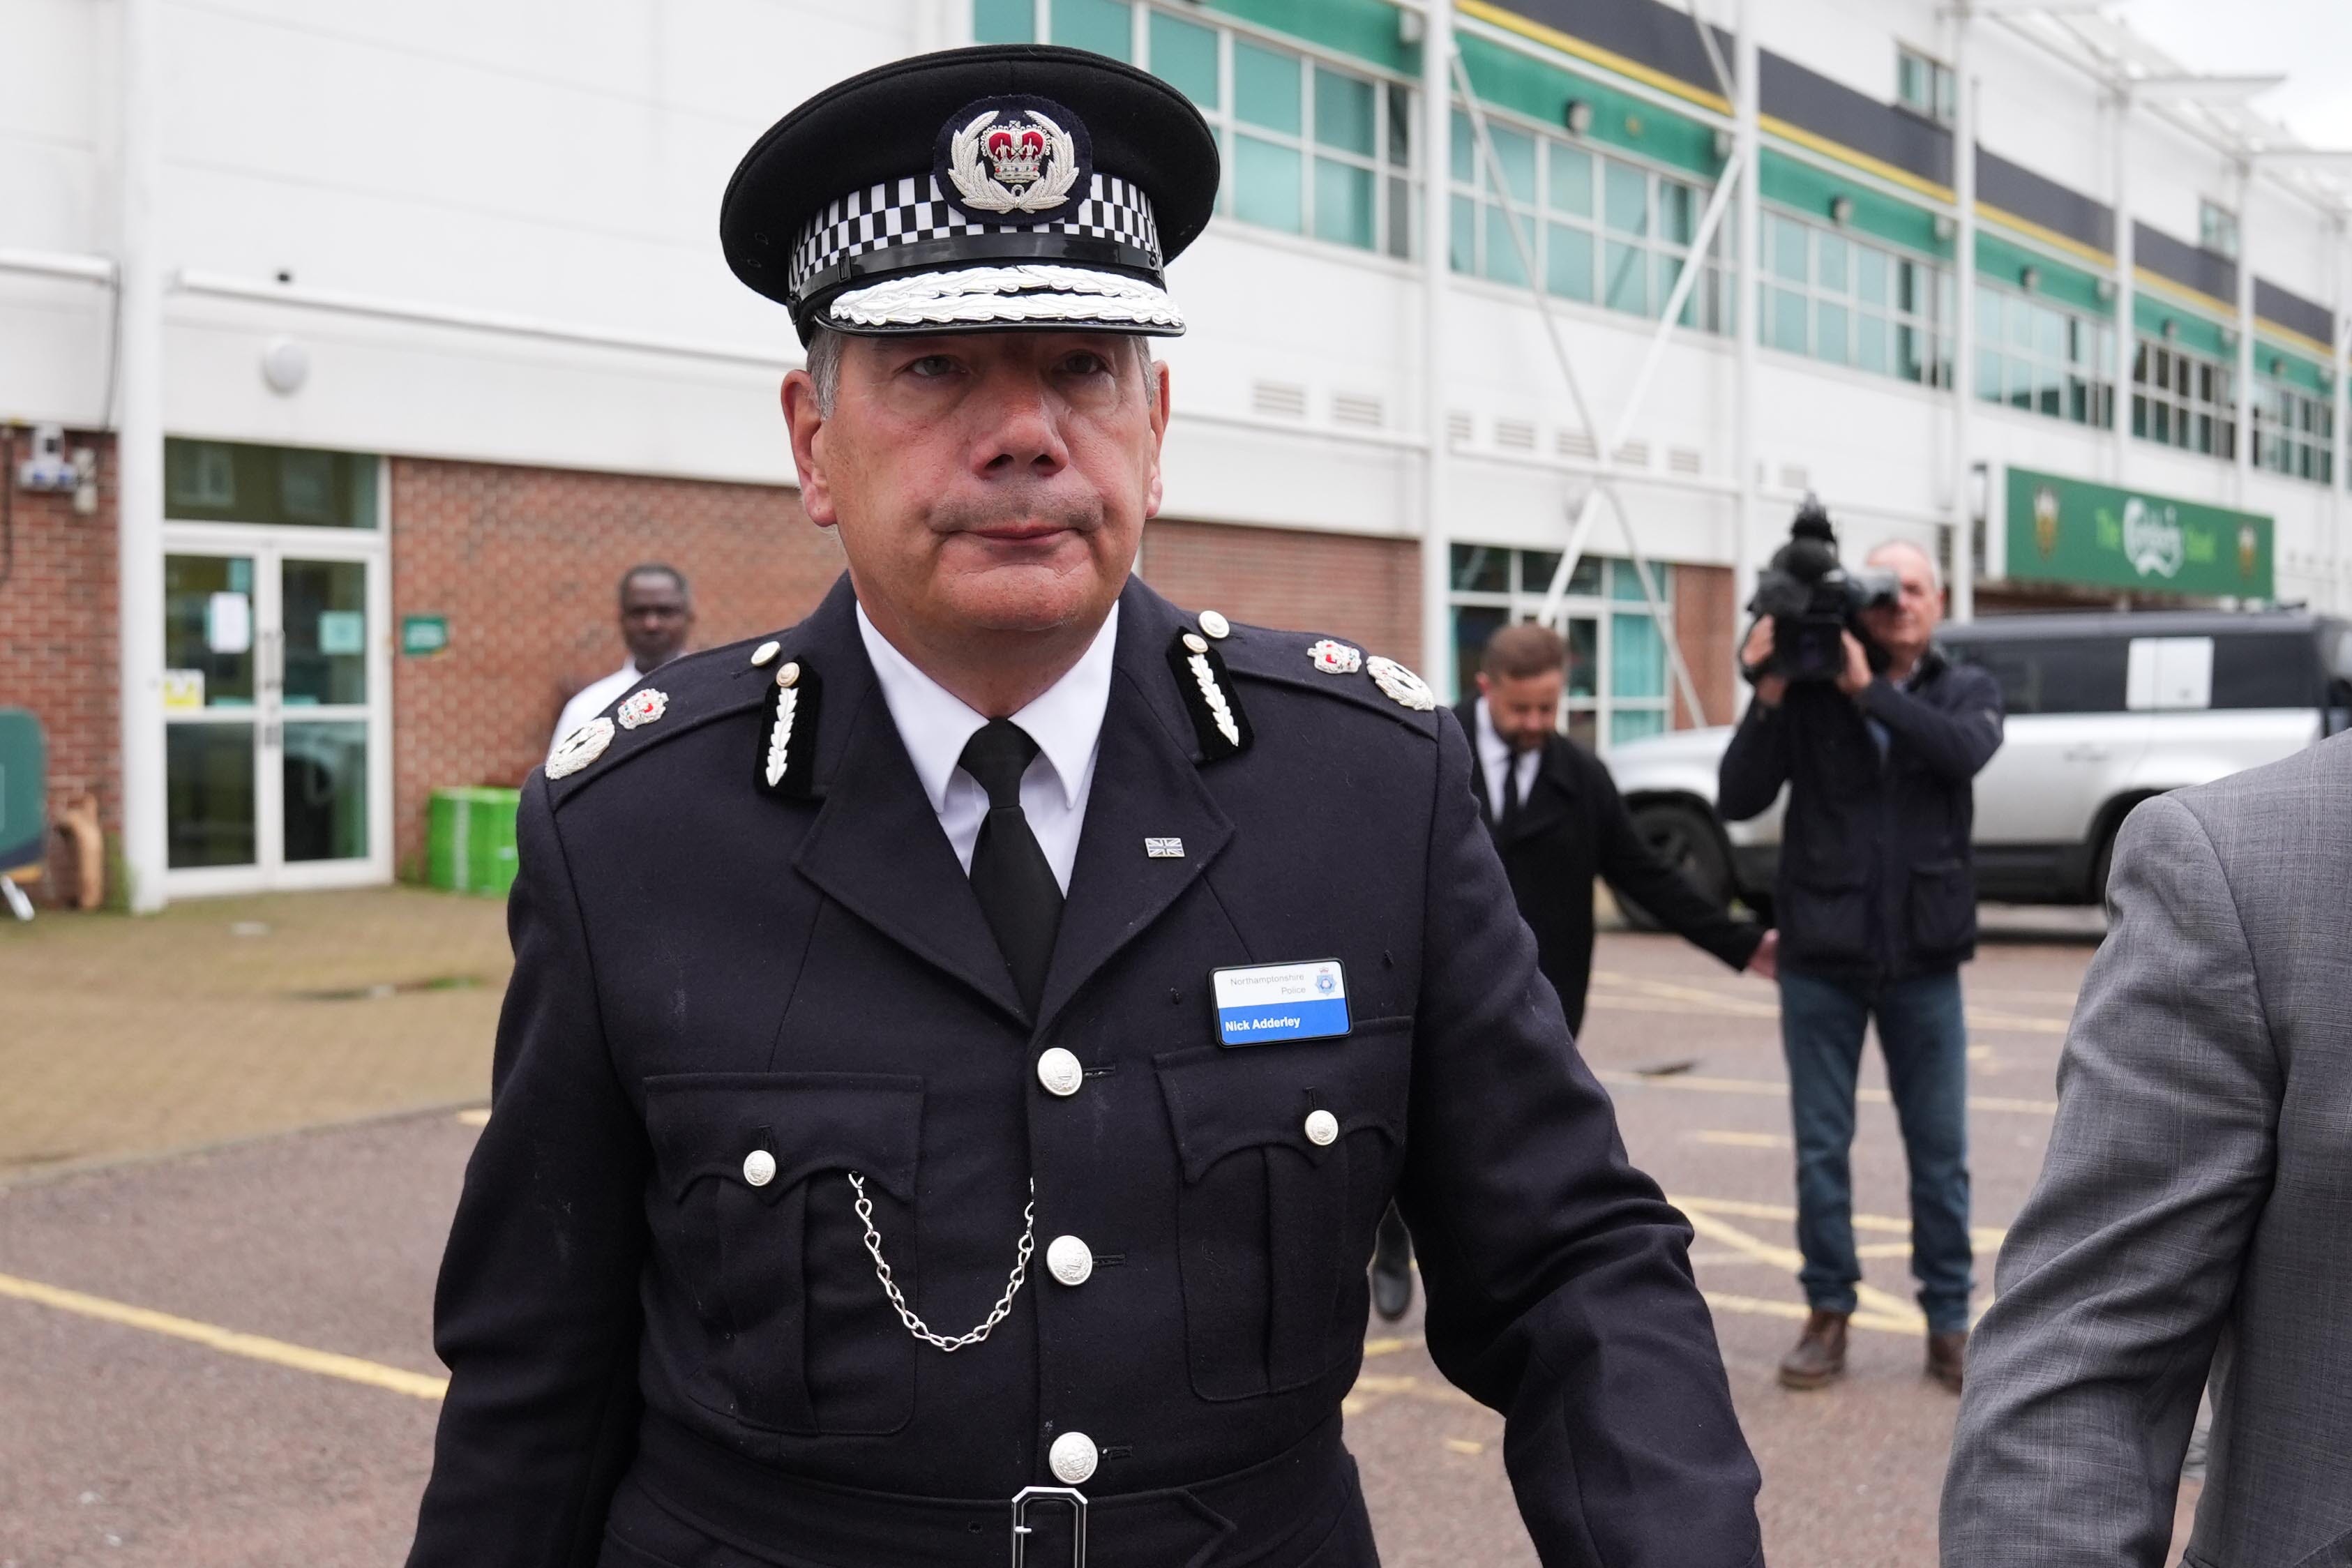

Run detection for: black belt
[[626, 1407, 1357, 1568]]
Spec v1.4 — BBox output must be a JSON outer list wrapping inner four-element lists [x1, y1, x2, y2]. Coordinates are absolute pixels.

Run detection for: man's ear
[[782, 370, 838, 529], [1475, 671, 1493, 700], [1143, 355, 1172, 519]]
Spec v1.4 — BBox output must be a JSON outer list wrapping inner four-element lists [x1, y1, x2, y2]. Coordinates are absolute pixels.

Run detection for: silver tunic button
[[1035, 1047, 1084, 1097], [1303, 1110, 1339, 1147], [1198, 610, 1230, 640], [751, 640, 781, 668], [741, 1149, 777, 1186], [1046, 1235, 1094, 1287], [1048, 1431, 1099, 1485]]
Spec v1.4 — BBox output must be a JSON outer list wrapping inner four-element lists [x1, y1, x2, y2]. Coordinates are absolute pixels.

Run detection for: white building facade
[[3, 0, 2346, 907]]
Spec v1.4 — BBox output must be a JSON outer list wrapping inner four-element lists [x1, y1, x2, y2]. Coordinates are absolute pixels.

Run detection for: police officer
[[407, 45, 1764, 1568]]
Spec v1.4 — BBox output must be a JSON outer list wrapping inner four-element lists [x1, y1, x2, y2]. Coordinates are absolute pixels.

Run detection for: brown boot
[[1777, 1309, 1850, 1389], [1926, 1329, 1967, 1394]]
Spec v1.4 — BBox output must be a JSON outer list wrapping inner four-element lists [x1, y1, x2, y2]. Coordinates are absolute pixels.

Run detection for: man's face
[[1859, 543, 1943, 665], [1477, 668, 1565, 753], [784, 330, 1168, 646], [620, 573, 694, 668]]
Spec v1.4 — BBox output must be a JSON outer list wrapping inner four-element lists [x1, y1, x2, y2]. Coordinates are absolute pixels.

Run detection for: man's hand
[[1740, 620, 1788, 709], [1746, 928, 1779, 981], [1835, 631, 1873, 698]]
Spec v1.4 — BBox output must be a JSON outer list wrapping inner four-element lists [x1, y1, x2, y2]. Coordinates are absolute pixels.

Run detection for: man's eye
[[1062, 352, 1112, 376], [906, 355, 959, 378]]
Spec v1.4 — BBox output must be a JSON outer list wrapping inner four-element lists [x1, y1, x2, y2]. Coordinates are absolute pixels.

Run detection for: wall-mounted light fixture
[[2270, 355, 2288, 377], [2162, 318, 2180, 341], [2020, 266, 2042, 292], [1562, 99, 1595, 135], [2095, 277, 2117, 303], [1830, 195, 1855, 226], [1712, 128, 1733, 159], [261, 337, 310, 395], [1933, 213, 1957, 242]]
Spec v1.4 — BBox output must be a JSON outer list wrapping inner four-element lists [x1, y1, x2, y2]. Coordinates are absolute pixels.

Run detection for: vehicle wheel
[[1622, 804, 1733, 931]]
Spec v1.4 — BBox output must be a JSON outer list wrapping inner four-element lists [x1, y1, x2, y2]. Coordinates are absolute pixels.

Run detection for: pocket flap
[[1154, 1020, 1410, 1184], [643, 1071, 924, 1205]]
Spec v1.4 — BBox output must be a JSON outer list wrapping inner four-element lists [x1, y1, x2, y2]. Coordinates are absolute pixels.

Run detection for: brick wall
[[1138, 518, 1421, 663], [389, 458, 843, 873], [1671, 562, 1737, 728], [0, 430, 119, 902]]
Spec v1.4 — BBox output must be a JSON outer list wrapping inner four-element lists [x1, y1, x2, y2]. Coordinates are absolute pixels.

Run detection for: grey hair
[[801, 324, 1160, 416], [1866, 537, 1943, 594]]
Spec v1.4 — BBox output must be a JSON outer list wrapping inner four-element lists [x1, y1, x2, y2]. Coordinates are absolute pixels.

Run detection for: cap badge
[[1308, 639, 1362, 676], [939, 96, 1090, 223], [1365, 655, 1437, 712]]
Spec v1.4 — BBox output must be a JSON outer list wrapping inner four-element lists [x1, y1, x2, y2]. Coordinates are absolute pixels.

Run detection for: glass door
[[163, 533, 389, 894]]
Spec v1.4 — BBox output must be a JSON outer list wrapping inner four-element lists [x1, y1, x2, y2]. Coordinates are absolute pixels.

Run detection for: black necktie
[[959, 719, 1063, 1015], [1497, 753, 1525, 840]]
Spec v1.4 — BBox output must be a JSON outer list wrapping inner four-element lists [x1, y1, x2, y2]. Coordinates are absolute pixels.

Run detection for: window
[[2132, 339, 2238, 459], [1974, 281, 2115, 426], [1897, 46, 1957, 124], [164, 439, 379, 529], [980, 0, 1413, 259], [1447, 546, 1673, 748], [2252, 371, 2333, 484], [2199, 199, 2240, 260], [1450, 108, 1731, 333], [1761, 209, 1952, 386], [1943, 638, 2129, 716]]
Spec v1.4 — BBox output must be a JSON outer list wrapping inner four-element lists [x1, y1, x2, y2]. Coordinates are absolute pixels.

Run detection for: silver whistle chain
[[847, 1173, 1035, 1353]]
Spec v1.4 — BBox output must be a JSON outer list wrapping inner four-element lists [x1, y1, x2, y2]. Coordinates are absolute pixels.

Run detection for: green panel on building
[[1456, 31, 1720, 178], [1758, 152, 1945, 257], [2005, 466, 2272, 600], [2258, 342, 2330, 398], [1204, 0, 1414, 73], [2133, 293, 2233, 360], [1975, 230, 2109, 317]]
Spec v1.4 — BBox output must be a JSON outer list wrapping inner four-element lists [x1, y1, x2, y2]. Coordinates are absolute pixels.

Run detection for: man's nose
[[972, 375, 1069, 476]]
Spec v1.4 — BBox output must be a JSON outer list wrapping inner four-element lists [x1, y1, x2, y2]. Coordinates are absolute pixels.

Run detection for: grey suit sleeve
[[1939, 792, 2280, 1568]]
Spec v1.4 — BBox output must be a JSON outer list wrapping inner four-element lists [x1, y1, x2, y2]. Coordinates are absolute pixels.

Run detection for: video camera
[[1747, 496, 1901, 684]]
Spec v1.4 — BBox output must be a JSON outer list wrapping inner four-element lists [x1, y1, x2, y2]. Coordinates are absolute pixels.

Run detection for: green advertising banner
[[2005, 467, 2273, 599]]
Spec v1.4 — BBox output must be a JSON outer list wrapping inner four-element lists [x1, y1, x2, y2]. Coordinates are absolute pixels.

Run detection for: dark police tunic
[[407, 573, 1764, 1568]]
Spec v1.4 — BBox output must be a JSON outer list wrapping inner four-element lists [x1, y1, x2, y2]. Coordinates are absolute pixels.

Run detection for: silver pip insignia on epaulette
[[1167, 629, 1251, 762], [758, 658, 823, 797], [547, 717, 615, 780], [1365, 655, 1436, 711]]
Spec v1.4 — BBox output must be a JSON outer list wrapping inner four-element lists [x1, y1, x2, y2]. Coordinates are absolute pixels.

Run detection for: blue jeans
[[1778, 967, 1974, 1333]]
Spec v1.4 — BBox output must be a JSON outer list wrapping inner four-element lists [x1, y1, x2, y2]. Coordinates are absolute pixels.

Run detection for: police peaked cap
[[721, 45, 1220, 344]]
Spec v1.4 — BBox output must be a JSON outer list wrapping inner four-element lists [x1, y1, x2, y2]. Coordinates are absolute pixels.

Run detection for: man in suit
[[406, 45, 1765, 1568], [1370, 620, 1775, 1320], [1941, 739, 2352, 1568]]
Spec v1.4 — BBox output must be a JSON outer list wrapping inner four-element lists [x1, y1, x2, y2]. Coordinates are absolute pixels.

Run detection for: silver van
[[1608, 610, 2352, 919]]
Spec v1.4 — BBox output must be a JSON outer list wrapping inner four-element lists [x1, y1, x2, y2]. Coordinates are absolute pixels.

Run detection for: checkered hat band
[[789, 172, 1164, 303]]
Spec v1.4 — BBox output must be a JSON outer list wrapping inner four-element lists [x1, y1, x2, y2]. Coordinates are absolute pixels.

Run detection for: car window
[[2209, 633, 2323, 709], [1943, 637, 2128, 716]]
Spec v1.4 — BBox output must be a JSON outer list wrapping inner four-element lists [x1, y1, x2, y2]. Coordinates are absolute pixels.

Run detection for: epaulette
[[543, 631, 805, 807], [1176, 608, 1442, 739]]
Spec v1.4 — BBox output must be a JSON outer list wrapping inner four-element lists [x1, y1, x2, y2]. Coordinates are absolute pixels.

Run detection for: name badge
[[1211, 960, 1350, 1046]]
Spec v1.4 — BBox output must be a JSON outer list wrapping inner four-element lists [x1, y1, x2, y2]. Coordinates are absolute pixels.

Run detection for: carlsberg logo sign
[[2120, 497, 2185, 580]]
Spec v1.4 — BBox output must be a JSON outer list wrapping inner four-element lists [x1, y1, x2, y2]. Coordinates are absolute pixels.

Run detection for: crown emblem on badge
[[944, 98, 1085, 217]]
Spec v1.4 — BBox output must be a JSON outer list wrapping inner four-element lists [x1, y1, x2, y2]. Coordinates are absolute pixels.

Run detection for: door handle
[[2062, 745, 2111, 762]]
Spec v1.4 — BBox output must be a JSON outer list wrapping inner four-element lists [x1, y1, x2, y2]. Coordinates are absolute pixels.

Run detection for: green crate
[[427, 787, 522, 897], [0, 708, 46, 875]]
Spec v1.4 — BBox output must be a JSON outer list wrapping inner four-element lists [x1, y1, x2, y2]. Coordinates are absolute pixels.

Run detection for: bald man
[[1719, 539, 2004, 1396]]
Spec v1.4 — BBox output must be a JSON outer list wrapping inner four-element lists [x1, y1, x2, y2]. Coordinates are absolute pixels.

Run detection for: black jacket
[[1447, 707, 1763, 1035], [1717, 650, 2004, 983], [407, 575, 1764, 1568]]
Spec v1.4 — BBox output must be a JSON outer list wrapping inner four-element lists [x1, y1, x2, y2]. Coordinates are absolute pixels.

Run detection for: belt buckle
[[1009, 1484, 1087, 1568]]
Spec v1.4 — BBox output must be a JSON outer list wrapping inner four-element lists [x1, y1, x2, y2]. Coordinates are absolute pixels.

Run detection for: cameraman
[[1718, 538, 2003, 1396]]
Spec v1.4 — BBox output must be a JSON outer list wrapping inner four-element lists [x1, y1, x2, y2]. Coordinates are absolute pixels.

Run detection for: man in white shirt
[[548, 564, 696, 756]]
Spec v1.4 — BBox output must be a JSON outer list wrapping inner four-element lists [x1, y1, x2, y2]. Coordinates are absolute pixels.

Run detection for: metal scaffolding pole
[[116, 0, 167, 912], [1446, 52, 1708, 730], [1733, 0, 1762, 687], [1950, 5, 1977, 623], [1419, 0, 1456, 691], [2334, 240, 2349, 611]]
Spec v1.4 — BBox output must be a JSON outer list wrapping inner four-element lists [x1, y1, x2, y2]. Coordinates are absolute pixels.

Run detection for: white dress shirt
[[855, 603, 1117, 896], [1474, 697, 1543, 822], [550, 663, 642, 758]]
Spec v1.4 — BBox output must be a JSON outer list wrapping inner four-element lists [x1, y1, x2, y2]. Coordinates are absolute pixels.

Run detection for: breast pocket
[[643, 1071, 922, 1436], [1154, 1020, 1410, 1401]]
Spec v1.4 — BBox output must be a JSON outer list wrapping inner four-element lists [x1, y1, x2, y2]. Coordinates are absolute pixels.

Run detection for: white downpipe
[[2332, 255, 2349, 612], [1950, 8, 1977, 624], [116, 0, 167, 912], [1418, 0, 1455, 692], [2109, 86, 2135, 488], [2235, 160, 2257, 511]]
